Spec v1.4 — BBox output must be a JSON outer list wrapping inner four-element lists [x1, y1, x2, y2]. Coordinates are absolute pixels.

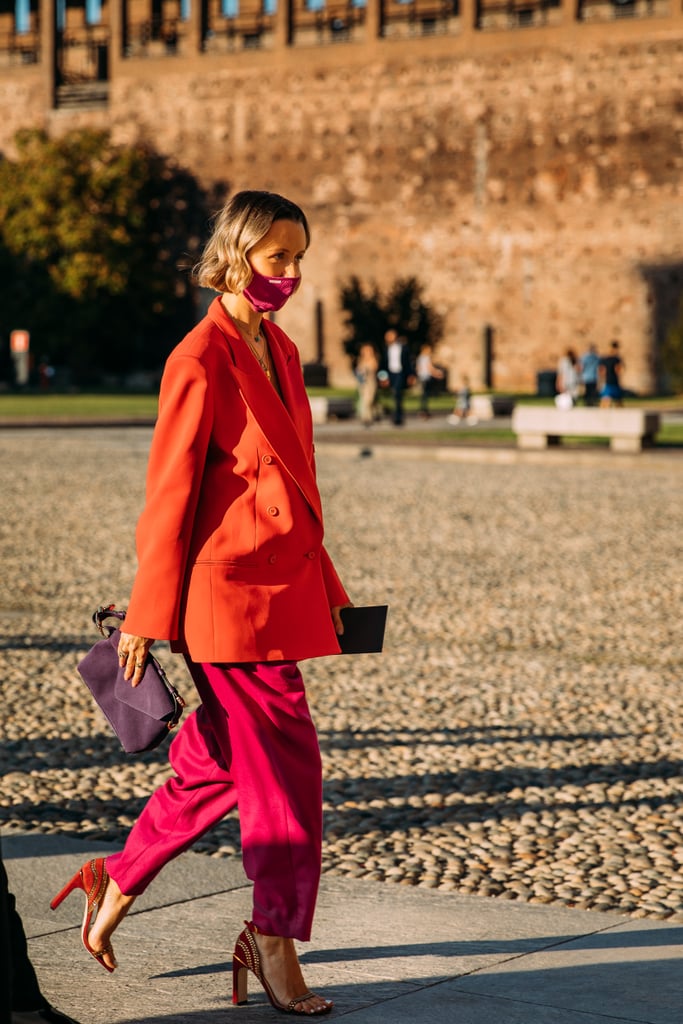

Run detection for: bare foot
[[87, 874, 136, 971], [252, 932, 333, 1015]]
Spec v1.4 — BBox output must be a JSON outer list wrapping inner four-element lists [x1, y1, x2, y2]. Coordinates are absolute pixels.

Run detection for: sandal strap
[[89, 942, 114, 961], [287, 991, 316, 1011]]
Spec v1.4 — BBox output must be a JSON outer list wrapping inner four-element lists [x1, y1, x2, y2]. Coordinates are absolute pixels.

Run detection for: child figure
[[447, 375, 477, 425]]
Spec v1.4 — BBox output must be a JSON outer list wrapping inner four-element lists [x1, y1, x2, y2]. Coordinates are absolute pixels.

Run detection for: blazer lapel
[[208, 299, 323, 524], [262, 321, 313, 450]]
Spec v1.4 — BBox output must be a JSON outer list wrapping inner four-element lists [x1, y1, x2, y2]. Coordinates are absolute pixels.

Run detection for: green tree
[[340, 275, 444, 367], [0, 128, 211, 384], [339, 277, 385, 358]]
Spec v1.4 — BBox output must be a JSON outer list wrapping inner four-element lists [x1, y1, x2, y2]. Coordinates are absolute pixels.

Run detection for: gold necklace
[[227, 310, 272, 381], [245, 334, 272, 381]]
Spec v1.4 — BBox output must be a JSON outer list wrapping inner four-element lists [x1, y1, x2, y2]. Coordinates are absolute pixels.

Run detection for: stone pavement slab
[[4, 832, 683, 1023]]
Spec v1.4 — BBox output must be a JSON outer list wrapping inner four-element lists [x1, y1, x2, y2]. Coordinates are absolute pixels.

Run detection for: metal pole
[[315, 299, 324, 365], [482, 324, 493, 389]]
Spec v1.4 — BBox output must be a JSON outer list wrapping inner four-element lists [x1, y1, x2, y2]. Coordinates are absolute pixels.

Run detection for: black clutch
[[338, 605, 388, 654]]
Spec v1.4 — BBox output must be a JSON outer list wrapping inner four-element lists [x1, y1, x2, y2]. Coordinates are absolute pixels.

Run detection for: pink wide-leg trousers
[[105, 659, 323, 941]]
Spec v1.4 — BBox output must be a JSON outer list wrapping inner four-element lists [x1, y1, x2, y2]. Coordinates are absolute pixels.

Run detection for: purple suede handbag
[[77, 605, 185, 754]]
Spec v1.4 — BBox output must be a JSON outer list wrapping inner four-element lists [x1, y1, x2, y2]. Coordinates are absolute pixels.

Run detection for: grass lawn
[[0, 390, 681, 447], [653, 421, 683, 446], [0, 393, 160, 419]]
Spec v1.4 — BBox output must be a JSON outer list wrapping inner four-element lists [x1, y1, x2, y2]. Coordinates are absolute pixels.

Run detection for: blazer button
[[262, 454, 273, 464], [268, 554, 277, 564], [267, 505, 279, 517], [306, 550, 316, 560]]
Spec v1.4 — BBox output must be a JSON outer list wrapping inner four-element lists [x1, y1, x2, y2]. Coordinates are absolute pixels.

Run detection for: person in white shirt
[[382, 329, 414, 426], [415, 343, 444, 418]]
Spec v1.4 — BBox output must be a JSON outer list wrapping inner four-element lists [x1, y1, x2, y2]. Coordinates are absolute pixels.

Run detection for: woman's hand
[[331, 603, 353, 636], [117, 631, 154, 687]]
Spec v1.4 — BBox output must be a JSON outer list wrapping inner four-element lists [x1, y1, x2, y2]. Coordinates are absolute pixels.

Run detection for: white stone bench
[[511, 406, 660, 453], [309, 396, 356, 425]]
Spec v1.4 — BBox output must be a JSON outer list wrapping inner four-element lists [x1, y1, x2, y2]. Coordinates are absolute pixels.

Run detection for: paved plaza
[[1, 425, 682, 921]]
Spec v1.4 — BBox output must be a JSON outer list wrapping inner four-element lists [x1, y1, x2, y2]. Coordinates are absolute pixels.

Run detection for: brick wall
[[2, 27, 683, 392]]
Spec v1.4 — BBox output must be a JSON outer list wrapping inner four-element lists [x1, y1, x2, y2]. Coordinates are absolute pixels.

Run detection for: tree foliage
[[0, 129, 212, 383], [340, 275, 444, 365]]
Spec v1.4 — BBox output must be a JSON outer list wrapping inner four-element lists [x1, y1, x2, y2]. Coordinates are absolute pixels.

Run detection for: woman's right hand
[[117, 631, 154, 687]]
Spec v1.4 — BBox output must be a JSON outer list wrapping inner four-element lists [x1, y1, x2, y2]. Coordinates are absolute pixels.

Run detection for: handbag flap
[[99, 629, 175, 719], [77, 627, 179, 753]]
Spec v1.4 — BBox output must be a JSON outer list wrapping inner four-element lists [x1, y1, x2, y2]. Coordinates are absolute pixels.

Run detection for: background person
[[415, 343, 444, 419], [1, 839, 79, 1024], [599, 339, 624, 407], [355, 342, 379, 426], [555, 348, 580, 407], [579, 343, 600, 406], [382, 329, 414, 426], [51, 191, 350, 1018], [447, 374, 476, 426]]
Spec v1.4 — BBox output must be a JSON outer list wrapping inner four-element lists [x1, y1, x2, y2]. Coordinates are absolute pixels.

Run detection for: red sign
[[10, 330, 30, 354]]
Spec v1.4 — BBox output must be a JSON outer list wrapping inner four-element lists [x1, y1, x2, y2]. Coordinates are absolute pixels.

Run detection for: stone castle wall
[[2, 26, 683, 391]]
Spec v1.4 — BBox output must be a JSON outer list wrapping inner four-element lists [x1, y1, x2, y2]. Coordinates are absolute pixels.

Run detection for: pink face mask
[[243, 267, 300, 313]]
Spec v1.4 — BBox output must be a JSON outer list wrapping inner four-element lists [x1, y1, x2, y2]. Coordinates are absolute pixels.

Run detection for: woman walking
[[355, 342, 379, 426], [52, 191, 350, 1016]]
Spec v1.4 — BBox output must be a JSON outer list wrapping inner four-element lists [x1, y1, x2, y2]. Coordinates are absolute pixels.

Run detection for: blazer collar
[[207, 298, 322, 523]]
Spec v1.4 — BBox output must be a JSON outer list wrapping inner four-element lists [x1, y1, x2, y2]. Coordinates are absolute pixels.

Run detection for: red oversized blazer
[[124, 297, 349, 663]]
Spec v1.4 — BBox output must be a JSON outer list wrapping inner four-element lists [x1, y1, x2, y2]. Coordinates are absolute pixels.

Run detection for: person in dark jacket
[[599, 339, 624, 407], [382, 329, 414, 426], [1, 839, 79, 1024]]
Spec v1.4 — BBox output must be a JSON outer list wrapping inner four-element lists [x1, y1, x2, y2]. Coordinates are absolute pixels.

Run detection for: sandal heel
[[50, 871, 82, 910], [232, 959, 248, 1005], [230, 920, 332, 1015]]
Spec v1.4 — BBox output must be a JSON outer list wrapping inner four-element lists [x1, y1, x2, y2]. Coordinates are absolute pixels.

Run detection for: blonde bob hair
[[194, 190, 310, 294]]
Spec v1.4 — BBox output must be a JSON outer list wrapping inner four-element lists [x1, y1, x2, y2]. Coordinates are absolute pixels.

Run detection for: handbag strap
[[93, 604, 126, 637]]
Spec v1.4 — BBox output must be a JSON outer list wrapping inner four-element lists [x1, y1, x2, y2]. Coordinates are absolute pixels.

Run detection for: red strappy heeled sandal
[[50, 858, 116, 973], [232, 920, 333, 1015]]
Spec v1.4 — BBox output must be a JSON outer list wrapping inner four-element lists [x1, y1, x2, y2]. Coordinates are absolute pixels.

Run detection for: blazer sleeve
[[123, 353, 213, 641]]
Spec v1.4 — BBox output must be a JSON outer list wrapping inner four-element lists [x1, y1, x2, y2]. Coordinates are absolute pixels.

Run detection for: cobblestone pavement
[[1, 428, 683, 921]]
